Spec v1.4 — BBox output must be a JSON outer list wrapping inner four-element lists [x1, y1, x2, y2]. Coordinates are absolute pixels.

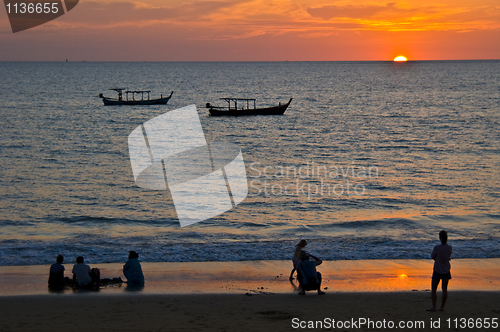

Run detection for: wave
[[52, 216, 179, 227], [1, 236, 498, 266]]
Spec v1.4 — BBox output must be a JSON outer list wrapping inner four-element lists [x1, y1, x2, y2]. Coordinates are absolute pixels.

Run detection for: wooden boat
[[207, 97, 292, 116], [99, 88, 173, 106]]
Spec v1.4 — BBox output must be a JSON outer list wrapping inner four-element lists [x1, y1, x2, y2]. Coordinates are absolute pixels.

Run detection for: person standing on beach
[[290, 239, 307, 281], [123, 251, 145, 286], [428, 230, 452, 311], [48, 255, 65, 289], [72, 256, 100, 288]]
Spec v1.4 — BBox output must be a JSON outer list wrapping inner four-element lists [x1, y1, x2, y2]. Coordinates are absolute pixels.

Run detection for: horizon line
[[1, 59, 500, 63]]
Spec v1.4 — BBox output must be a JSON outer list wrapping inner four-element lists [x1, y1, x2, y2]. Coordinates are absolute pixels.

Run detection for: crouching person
[[297, 251, 325, 295], [123, 251, 145, 287]]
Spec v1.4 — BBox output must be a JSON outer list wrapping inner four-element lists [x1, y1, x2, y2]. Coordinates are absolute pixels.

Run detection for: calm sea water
[[0, 61, 499, 266]]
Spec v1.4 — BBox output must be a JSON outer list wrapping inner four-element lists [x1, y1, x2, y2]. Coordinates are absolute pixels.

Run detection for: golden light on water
[[394, 56, 408, 62]]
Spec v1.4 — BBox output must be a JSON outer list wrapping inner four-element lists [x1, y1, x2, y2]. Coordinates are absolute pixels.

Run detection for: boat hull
[[208, 98, 292, 116]]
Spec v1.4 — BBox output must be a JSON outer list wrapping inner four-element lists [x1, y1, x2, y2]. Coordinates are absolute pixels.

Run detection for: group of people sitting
[[48, 251, 145, 290]]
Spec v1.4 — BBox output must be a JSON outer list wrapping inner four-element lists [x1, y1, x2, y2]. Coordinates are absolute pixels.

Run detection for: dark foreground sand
[[0, 259, 499, 331], [1, 292, 499, 331]]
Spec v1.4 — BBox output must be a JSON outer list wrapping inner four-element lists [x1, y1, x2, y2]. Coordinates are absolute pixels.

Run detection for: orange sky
[[1, 0, 499, 61]]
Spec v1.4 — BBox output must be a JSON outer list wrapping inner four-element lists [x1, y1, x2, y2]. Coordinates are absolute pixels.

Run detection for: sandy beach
[[1, 291, 499, 331], [0, 259, 499, 331]]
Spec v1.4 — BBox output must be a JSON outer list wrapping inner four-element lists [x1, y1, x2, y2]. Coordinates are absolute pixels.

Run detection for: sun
[[394, 56, 408, 62]]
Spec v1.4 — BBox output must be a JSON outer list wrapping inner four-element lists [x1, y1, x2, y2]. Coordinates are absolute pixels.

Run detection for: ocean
[[0, 61, 499, 266]]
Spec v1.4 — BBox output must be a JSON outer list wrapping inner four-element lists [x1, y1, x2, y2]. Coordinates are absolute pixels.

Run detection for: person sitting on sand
[[428, 230, 452, 311], [297, 251, 325, 295], [48, 255, 65, 289], [123, 251, 145, 286], [289, 239, 307, 280], [72, 256, 100, 289]]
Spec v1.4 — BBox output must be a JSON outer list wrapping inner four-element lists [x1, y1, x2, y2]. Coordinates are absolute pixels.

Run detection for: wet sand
[[0, 258, 499, 295], [0, 259, 499, 331]]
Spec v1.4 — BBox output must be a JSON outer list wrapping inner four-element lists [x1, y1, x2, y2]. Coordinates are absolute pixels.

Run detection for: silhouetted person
[[297, 251, 325, 295], [428, 230, 452, 311], [48, 255, 65, 289], [123, 251, 144, 286], [72, 256, 100, 289], [289, 239, 307, 281]]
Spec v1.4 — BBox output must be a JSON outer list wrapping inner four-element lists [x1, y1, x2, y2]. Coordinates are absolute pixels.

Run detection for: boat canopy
[[125, 90, 152, 101], [108, 88, 153, 101], [220, 97, 257, 110]]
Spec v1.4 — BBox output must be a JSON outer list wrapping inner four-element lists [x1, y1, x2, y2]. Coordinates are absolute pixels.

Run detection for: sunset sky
[[1, 0, 499, 61]]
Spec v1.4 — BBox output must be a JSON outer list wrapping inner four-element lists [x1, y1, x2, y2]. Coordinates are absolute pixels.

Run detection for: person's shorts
[[432, 271, 451, 280], [298, 272, 322, 291]]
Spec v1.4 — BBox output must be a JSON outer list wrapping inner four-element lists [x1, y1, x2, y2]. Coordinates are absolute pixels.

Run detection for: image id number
[[6, 2, 59, 14], [447, 318, 499, 329]]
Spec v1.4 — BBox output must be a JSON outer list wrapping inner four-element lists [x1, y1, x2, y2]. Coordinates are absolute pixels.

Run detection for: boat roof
[[220, 97, 256, 102], [109, 88, 152, 93]]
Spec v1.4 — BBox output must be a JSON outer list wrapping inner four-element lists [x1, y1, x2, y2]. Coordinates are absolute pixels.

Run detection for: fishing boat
[[99, 88, 173, 106], [206, 97, 292, 116]]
